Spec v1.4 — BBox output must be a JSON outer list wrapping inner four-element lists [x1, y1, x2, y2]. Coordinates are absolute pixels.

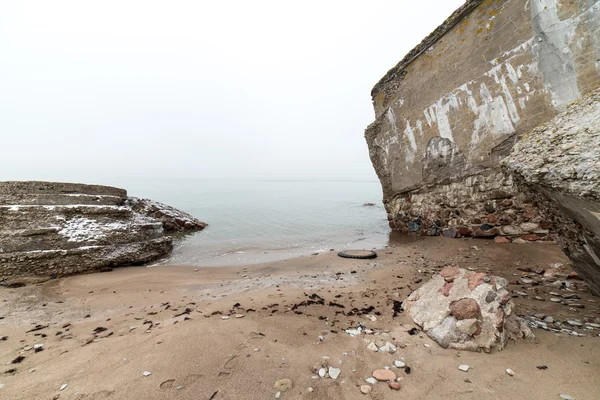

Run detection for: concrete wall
[[366, 0, 600, 239]]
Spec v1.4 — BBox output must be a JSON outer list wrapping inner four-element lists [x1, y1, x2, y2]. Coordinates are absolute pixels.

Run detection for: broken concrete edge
[[502, 88, 600, 294], [370, 0, 485, 100], [0, 181, 207, 283]]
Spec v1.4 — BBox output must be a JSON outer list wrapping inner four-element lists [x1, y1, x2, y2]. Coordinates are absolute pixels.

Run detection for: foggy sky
[[0, 0, 463, 185]]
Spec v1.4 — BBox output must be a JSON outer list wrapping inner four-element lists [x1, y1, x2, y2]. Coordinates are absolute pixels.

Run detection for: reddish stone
[[175, 218, 186, 227], [509, 280, 518, 285], [442, 282, 453, 297], [500, 292, 511, 304], [522, 234, 540, 241], [496, 308, 505, 331], [388, 221, 396, 229], [539, 221, 553, 229], [183, 221, 194, 229], [473, 228, 499, 237], [154, 210, 165, 218], [487, 215, 499, 224], [494, 236, 511, 243], [466, 272, 488, 290], [387, 214, 394, 221], [388, 381, 401, 390], [568, 271, 582, 280], [456, 226, 473, 236], [450, 298, 481, 320], [471, 218, 482, 224], [523, 210, 537, 220], [473, 323, 482, 336], [440, 266, 461, 282]]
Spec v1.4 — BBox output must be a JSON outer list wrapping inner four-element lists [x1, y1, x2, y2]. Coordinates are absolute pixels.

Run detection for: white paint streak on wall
[[531, 0, 581, 109]]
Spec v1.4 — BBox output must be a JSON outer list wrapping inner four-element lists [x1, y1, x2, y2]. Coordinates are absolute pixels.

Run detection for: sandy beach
[[1, 236, 599, 400]]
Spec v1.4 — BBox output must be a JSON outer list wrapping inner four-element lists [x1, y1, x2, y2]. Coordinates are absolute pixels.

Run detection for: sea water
[[124, 178, 390, 266]]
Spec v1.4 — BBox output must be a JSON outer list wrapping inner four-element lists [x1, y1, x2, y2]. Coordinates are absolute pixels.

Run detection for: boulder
[[403, 267, 533, 352]]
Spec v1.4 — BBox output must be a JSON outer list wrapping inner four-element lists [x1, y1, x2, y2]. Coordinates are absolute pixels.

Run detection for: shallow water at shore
[[123, 178, 390, 265]]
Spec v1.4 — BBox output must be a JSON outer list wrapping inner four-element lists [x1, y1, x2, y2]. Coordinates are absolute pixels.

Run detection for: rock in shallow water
[[0, 182, 207, 280]]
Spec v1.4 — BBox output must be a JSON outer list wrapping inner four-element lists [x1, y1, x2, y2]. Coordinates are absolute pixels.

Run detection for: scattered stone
[[33, 344, 44, 352], [235, 314, 244, 319], [373, 369, 396, 381], [543, 316, 554, 323], [143, 371, 152, 377], [388, 381, 401, 390], [274, 379, 293, 392], [60, 384, 68, 391], [318, 368, 326, 378], [307, 387, 313, 393], [567, 320, 583, 327], [550, 298, 562, 303], [221, 316, 230, 320], [366, 342, 378, 352], [328, 367, 341, 380], [365, 377, 377, 385], [394, 360, 406, 368], [560, 395, 575, 400], [458, 365, 470, 372], [360, 385, 372, 394], [275, 391, 281, 399], [506, 368, 515, 376]]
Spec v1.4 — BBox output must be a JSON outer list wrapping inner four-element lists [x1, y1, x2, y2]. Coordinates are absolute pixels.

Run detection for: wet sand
[[1, 236, 599, 400]]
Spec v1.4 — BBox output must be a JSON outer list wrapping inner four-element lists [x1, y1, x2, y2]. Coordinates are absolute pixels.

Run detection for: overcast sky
[[0, 0, 463, 185]]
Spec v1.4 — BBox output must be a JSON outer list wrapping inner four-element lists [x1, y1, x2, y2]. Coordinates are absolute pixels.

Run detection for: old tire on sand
[[337, 250, 377, 259]]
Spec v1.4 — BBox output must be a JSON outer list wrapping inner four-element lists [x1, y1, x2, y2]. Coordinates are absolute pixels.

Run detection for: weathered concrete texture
[[503, 89, 600, 294], [0, 182, 207, 280], [366, 0, 600, 238], [403, 267, 533, 352]]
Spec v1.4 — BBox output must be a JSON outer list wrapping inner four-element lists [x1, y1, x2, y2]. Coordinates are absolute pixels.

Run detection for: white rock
[[60, 384, 68, 391], [235, 314, 244, 319], [366, 342, 378, 352], [221, 316, 230, 320], [143, 371, 152, 377], [275, 391, 281, 399], [394, 360, 406, 368], [365, 377, 377, 385], [560, 395, 575, 400], [318, 368, 326, 378], [307, 387, 313, 393], [318, 336, 324, 341], [458, 365, 470, 372], [423, 343, 431, 348], [33, 344, 44, 350], [506, 368, 515, 376], [360, 385, 372, 394], [329, 367, 341, 380]]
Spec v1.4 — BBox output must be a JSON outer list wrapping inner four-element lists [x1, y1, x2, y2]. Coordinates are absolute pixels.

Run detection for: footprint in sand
[[159, 379, 176, 390]]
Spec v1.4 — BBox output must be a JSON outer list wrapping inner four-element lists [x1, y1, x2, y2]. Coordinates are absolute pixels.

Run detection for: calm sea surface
[[123, 179, 390, 266]]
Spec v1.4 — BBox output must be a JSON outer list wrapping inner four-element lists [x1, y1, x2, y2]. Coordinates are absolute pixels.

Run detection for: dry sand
[[1, 236, 599, 399]]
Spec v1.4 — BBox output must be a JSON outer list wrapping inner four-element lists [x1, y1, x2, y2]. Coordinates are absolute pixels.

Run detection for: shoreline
[[1, 237, 599, 399]]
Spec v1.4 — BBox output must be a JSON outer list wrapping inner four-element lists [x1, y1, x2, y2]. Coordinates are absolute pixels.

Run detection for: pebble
[[543, 316, 554, 323], [307, 387, 313, 393], [275, 391, 281, 399], [560, 395, 575, 400], [318, 368, 326, 378], [360, 385, 372, 394], [221, 316, 230, 320], [373, 369, 396, 381], [143, 371, 152, 377], [60, 384, 68, 391], [550, 298, 562, 303], [394, 360, 406, 368], [458, 365, 470, 372], [506, 368, 515, 376], [423, 343, 431, 348], [33, 344, 44, 352], [328, 367, 341, 380], [365, 377, 377, 385], [235, 314, 244, 319], [388, 381, 401, 390], [274, 378, 293, 392], [567, 320, 583, 327], [366, 342, 378, 352]]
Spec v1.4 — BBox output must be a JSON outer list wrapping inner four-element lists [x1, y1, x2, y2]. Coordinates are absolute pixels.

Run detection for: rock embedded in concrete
[[403, 267, 533, 352], [0, 181, 206, 280]]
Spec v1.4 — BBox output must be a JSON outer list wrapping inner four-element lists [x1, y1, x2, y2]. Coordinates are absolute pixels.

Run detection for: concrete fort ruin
[[366, 1, 600, 292], [0, 181, 207, 281]]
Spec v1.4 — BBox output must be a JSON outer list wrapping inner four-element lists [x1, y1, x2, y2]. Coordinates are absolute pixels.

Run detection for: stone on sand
[[274, 379, 293, 392], [402, 267, 533, 352], [328, 367, 341, 380], [458, 365, 470, 372], [373, 369, 396, 381], [360, 385, 372, 394]]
